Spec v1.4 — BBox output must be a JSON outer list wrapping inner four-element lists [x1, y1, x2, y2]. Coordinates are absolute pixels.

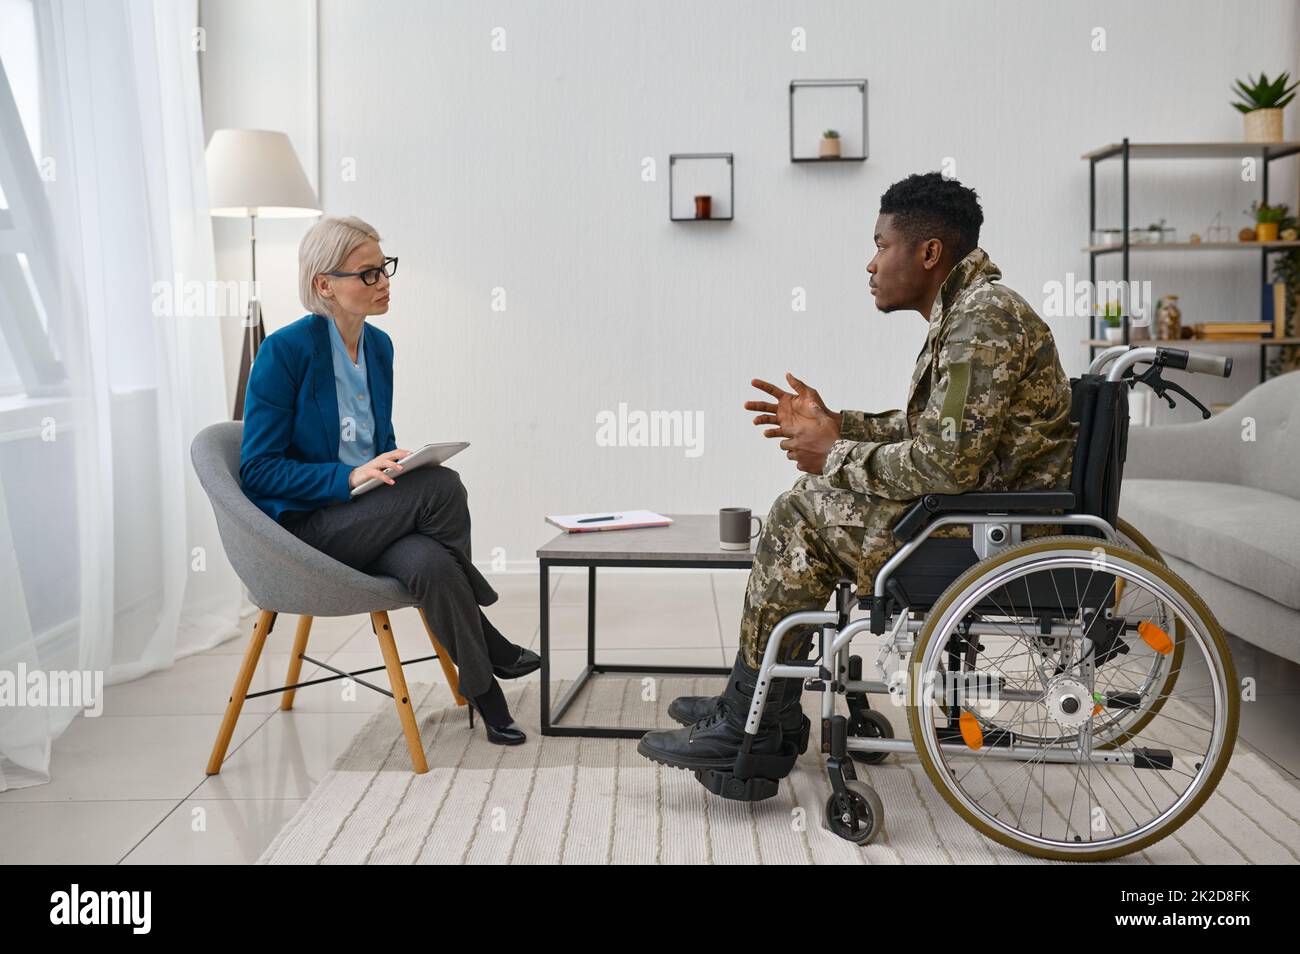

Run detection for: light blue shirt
[[327, 317, 375, 467]]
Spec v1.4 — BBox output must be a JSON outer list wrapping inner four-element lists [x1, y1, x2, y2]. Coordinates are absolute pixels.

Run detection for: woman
[[239, 215, 539, 744]]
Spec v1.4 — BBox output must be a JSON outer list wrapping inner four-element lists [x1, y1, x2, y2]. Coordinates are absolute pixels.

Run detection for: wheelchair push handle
[[1158, 347, 1232, 379], [1100, 346, 1229, 420], [1098, 345, 1232, 383]]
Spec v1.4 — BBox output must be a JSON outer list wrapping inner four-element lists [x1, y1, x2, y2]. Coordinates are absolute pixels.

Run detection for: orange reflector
[[1138, 620, 1174, 655], [1092, 703, 1103, 717], [959, 710, 983, 750]]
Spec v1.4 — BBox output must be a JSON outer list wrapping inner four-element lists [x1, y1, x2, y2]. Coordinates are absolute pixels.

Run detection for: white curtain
[[0, 0, 246, 790]]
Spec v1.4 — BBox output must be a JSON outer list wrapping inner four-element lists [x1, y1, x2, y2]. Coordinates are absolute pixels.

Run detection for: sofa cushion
[[1119, 479, 1300, 611]]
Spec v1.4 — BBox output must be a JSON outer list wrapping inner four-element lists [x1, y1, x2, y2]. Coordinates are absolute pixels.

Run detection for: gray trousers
[[279, 465, 502, 698]]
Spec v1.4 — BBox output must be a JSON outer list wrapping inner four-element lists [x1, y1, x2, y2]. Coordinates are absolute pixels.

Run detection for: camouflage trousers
[[737, 472, 1058, 668]]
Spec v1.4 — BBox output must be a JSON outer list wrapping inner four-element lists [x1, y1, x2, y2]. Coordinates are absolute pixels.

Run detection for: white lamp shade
[[206, 128, 321, 218]]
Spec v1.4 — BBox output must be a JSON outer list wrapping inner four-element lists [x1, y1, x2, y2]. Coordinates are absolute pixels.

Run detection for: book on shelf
[[1261, 282, 1288, 338], [1197, 321, 1272, 332], [1193, 321, 1269, 340]]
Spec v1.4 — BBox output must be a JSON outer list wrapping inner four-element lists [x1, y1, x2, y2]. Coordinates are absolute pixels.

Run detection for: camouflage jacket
[[823, 247, 1077, 501]]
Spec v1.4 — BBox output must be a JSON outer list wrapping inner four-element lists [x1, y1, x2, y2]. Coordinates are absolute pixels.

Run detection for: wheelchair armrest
[[891, 490, 1077, 543]]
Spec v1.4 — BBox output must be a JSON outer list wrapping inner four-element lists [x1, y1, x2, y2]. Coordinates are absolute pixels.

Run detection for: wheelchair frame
[[721, 345, 1237, 851]]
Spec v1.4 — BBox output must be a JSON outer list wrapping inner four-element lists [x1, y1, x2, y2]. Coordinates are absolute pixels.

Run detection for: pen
[[577, 515, 620, 523]]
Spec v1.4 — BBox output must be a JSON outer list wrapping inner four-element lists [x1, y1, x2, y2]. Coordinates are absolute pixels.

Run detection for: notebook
[[545, 510, 673, 533]]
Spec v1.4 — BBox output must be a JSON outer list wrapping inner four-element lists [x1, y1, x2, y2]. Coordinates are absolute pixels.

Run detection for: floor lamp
[[206, 129, 321, 420]]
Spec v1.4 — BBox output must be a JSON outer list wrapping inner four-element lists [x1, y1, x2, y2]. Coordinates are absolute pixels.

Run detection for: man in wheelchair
[[638, 172, 1079, 780]]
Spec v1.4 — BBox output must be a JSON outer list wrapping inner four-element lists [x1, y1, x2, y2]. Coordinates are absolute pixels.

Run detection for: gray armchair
[[1119, 369, 1300, 665], [190, 421, 468, 775]]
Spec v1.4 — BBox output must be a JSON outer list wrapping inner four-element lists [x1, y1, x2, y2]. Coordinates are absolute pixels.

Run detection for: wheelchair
[[702, 344, 1241, 862]]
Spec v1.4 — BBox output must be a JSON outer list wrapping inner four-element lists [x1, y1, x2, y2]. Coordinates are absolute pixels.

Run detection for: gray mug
[[719, 507, 762, 550]]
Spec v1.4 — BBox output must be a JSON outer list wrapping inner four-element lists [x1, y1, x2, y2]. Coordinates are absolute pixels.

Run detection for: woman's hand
[[348, 448, 412, 489]]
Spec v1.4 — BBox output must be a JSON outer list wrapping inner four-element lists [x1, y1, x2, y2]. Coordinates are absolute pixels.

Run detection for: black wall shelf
[[789, 79, 868, 163], [668, 153, 734, 222]]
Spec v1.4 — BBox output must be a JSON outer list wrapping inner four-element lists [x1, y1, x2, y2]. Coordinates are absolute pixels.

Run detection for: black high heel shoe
[[492, 647, 542, 680], [466, 696, 527, 745]]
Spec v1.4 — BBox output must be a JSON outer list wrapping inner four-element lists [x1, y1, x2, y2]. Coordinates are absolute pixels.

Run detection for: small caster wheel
[[824, 781, 884, 845], [849, 708, 894, 765]]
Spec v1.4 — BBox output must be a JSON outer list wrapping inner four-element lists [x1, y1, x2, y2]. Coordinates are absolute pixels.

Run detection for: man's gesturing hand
[[745, 372, 843, 474]]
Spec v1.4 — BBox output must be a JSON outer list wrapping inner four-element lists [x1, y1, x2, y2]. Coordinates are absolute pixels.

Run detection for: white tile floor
[[2, 569, 1298, 864]]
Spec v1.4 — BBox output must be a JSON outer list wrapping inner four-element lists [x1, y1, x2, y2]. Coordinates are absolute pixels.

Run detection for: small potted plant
[[1232, 71, 1297, 142], [818, 129, 841, 158], [1247, 201, 1290, 242], [1098, 299, 1125, 343]]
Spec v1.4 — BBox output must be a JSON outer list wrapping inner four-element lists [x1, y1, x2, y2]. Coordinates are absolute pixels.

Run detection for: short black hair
[[879, 172, 983, 261]]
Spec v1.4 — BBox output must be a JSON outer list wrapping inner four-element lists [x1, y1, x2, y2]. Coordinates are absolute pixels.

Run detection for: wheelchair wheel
[[962, 519, 1184, 752], [1114, 517, 1165, 567], [1097, 518, 1186, 748], [848, 708, 894, 765], [906, 536, 1238, 861], [824, 781, 884, 845]]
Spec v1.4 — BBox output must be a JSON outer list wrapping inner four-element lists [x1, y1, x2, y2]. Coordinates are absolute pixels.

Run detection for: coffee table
[[537, 514, 753, 738]]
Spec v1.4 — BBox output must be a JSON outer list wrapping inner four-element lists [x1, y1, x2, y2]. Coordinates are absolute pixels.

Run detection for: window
[[0, 0, 64, 399]]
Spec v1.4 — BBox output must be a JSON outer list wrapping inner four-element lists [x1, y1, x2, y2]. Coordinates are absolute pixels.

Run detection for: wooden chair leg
[[207, 609, 276, 775], [372, 611, 428, 774], [280, 615, 314, 710], [417, 606, 466, 706]]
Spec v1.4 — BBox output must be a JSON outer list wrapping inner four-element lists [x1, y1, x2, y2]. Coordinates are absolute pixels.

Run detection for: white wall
[[202, 0, 1299, 570], [199, 0, 319, 404]]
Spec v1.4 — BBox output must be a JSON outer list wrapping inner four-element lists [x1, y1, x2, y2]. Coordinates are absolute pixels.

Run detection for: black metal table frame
[[539, 556, 750, 738]]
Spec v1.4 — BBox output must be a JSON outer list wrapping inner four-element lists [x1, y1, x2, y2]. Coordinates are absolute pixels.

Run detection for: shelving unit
[[1085, 241, 1300, 253], [1084, 138, 1300, 383]]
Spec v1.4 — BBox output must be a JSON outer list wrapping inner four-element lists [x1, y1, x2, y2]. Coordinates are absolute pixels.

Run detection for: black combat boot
[[637, 653, 793, 771], [666, 636, 812, 753]]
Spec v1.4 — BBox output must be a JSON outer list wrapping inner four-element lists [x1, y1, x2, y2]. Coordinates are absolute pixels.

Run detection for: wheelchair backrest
[[1067, 374, 1130, 528]]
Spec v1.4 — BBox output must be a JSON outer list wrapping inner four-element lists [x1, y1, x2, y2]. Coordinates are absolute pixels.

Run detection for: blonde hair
[[299, 215, 382, 316]]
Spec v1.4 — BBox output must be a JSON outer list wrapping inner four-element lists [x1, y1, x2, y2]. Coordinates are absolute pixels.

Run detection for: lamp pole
[[232, 210, 265, 421], [205, 129, 320, 418]]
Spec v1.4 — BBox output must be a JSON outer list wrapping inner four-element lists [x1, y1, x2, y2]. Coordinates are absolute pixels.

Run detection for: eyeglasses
[[325, 256, 398, 286]]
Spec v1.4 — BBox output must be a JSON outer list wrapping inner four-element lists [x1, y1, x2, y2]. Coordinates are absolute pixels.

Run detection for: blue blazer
[[240, 313, 397, 523]]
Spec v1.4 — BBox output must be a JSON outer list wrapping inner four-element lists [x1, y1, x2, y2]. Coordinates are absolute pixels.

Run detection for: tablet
[[350, 441, 470, 497]]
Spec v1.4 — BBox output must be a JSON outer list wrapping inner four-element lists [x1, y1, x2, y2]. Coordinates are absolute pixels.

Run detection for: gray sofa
[[1119, 369, 1300, 665]]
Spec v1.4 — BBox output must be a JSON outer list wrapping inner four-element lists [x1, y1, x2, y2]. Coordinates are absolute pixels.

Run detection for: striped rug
[[258, 678, 1300, 864]]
